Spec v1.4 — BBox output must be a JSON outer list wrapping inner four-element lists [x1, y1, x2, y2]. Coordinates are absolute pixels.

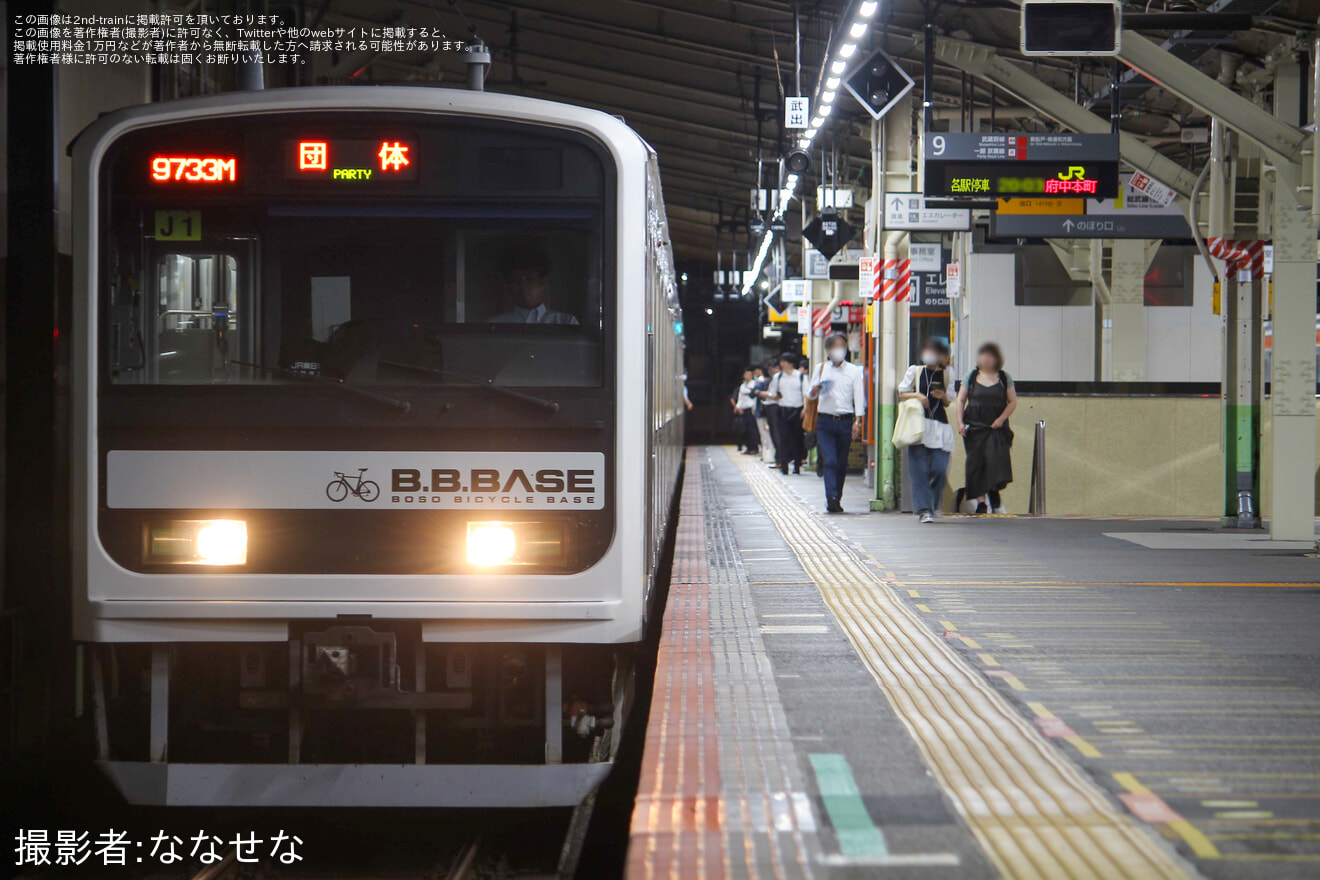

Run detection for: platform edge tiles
[[726, 448, 1199, 880], [626, 449, 820, 880]]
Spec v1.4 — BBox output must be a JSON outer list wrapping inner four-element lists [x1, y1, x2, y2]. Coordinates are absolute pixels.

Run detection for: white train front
[[70, 87, 685, 806]]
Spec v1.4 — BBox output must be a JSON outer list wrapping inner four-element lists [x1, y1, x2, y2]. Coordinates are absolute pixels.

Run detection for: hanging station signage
[[923, 132, 1120, 199], [990, 173, 1190, 239]]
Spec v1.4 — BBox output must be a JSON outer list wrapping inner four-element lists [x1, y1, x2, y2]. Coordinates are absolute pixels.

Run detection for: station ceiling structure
[[277, 0, 1320, 262]]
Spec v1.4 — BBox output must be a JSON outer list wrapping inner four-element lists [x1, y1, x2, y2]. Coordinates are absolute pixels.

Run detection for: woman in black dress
[[954, 343, 1018, 514]]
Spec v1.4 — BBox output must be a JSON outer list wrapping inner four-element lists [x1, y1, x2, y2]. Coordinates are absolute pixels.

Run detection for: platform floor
[[627, 447, 1320, 880]]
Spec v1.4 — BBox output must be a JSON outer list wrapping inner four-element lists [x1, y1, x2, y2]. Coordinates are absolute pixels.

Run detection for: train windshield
[[100, 115, 612, 389]]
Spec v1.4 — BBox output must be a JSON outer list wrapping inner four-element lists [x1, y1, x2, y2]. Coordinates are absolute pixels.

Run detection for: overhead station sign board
[[884, 193, 971, 230], [923, 132, 1120, 199], [990, 173, 1190, 239]]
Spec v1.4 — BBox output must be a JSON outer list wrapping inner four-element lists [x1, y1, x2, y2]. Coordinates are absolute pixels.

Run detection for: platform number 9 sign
[[930, 136, 946, 156]]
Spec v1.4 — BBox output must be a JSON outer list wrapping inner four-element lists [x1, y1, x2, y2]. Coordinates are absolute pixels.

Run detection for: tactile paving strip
[[728, 449, 1193, 880], [627, 449, 819, 880]]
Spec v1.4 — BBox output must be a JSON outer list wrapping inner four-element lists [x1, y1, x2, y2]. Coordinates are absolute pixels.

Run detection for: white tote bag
[[892, 396, 926, 448]]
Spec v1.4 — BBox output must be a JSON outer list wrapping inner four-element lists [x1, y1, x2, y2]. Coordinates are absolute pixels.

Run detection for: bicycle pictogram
[[325, 468, 380, 502]]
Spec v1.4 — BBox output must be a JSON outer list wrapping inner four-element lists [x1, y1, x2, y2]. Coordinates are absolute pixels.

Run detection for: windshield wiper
[[228, 359, 412, 413], [378, 359, 560, 413]]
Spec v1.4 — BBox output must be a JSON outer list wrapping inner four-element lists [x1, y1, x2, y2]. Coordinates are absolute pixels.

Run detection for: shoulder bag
[[892, 366, 927, 449], [802, 366, 821, 432]]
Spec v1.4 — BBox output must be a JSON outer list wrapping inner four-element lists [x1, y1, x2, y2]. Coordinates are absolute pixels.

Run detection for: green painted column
[[1221, 272, 1262, 525], [876, 399, 897, 509]]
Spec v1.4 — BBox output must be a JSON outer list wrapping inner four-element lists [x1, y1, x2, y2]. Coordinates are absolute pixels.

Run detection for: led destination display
[[923, 132, 1120, 199]]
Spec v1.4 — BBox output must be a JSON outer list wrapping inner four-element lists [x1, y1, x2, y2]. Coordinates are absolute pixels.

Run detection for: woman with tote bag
[[898, 337, 956, 523]]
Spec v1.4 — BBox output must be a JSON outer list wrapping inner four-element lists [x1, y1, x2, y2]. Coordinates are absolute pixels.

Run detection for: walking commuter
[[954, 342, 1017, 514], [771, 352, 807, 475], [757, 360, 781, 465], [899, 337, 956, 523], [731, 368, 760, 455], [808, 334, 866, 513]]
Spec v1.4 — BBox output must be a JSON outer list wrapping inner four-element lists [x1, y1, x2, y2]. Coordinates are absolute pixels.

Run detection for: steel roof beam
[[1117, 30, 1308, 163], [934, 36, 1200, 197], [1087, 0, 1281, 110]]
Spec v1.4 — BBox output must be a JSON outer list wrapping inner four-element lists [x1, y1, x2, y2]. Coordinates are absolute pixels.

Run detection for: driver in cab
[[489, 245, 580, 325]]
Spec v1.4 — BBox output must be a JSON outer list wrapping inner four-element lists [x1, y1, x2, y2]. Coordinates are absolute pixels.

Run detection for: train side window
[[154, 252, 240, 382]]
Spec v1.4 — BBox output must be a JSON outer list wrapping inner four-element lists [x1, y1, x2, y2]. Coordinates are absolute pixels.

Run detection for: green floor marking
[[809, 753, 889, 857]]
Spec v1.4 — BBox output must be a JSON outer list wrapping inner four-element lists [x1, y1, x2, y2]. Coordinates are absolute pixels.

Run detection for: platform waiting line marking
[[808, 754, 888, 857], [1027, 703, 1103, 758], [1114, 773, 1221, 859], [727, 450, 1194, 880], [807, 754, 962, 870]]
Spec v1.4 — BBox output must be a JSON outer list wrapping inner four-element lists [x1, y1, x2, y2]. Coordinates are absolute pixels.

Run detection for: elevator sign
[[924, 132, 1119, 199]]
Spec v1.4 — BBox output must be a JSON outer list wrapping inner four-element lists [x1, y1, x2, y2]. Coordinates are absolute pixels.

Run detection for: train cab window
[[101, 116, 612, 391], [153, 253, 241, 382]]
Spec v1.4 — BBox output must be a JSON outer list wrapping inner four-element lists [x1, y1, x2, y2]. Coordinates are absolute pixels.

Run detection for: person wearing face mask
[[898, 337, 955, 523], [770, 352, 807, 474], [954, 342, 1017, 514], [808, 333, 867, 513]]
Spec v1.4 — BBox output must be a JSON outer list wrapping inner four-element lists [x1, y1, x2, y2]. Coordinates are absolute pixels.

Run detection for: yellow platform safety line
[[727, 449, 1193, 880], [1115, 773, 1222, 859], [891, 580, 1318, 588], [916, 604, 933, 614]]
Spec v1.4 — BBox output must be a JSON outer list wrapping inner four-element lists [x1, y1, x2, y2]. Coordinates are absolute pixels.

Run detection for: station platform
[[627, 447, 1320, 880]]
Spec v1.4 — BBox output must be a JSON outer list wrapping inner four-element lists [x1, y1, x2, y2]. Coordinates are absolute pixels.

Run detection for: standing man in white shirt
[[808, 333, 867, 513], [754, 361, 778, 464], [730, 367, 760, 455], [770, 352, 807, 474]]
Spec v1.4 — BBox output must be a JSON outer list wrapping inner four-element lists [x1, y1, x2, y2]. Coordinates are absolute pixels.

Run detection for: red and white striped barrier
[[1207, 237, 1266, 281], [811, 306, 833, 332], [879, 258, 913, 302]]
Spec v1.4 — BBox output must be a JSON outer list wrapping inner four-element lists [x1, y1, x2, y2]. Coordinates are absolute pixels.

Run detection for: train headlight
[[196, 520, 248, 564], [467, 523, 517, 567], [466, 521, 568, 568], [144, 519, 247, 565]]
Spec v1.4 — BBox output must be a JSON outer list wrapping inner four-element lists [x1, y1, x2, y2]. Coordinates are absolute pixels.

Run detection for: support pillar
[[1109, 240, 1154, 381], [1267, 59, 1317, 541], [872, 95, 914, 511]]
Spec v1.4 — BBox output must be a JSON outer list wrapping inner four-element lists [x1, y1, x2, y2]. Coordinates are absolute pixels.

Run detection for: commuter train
[[70, 87, 685, 806]]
